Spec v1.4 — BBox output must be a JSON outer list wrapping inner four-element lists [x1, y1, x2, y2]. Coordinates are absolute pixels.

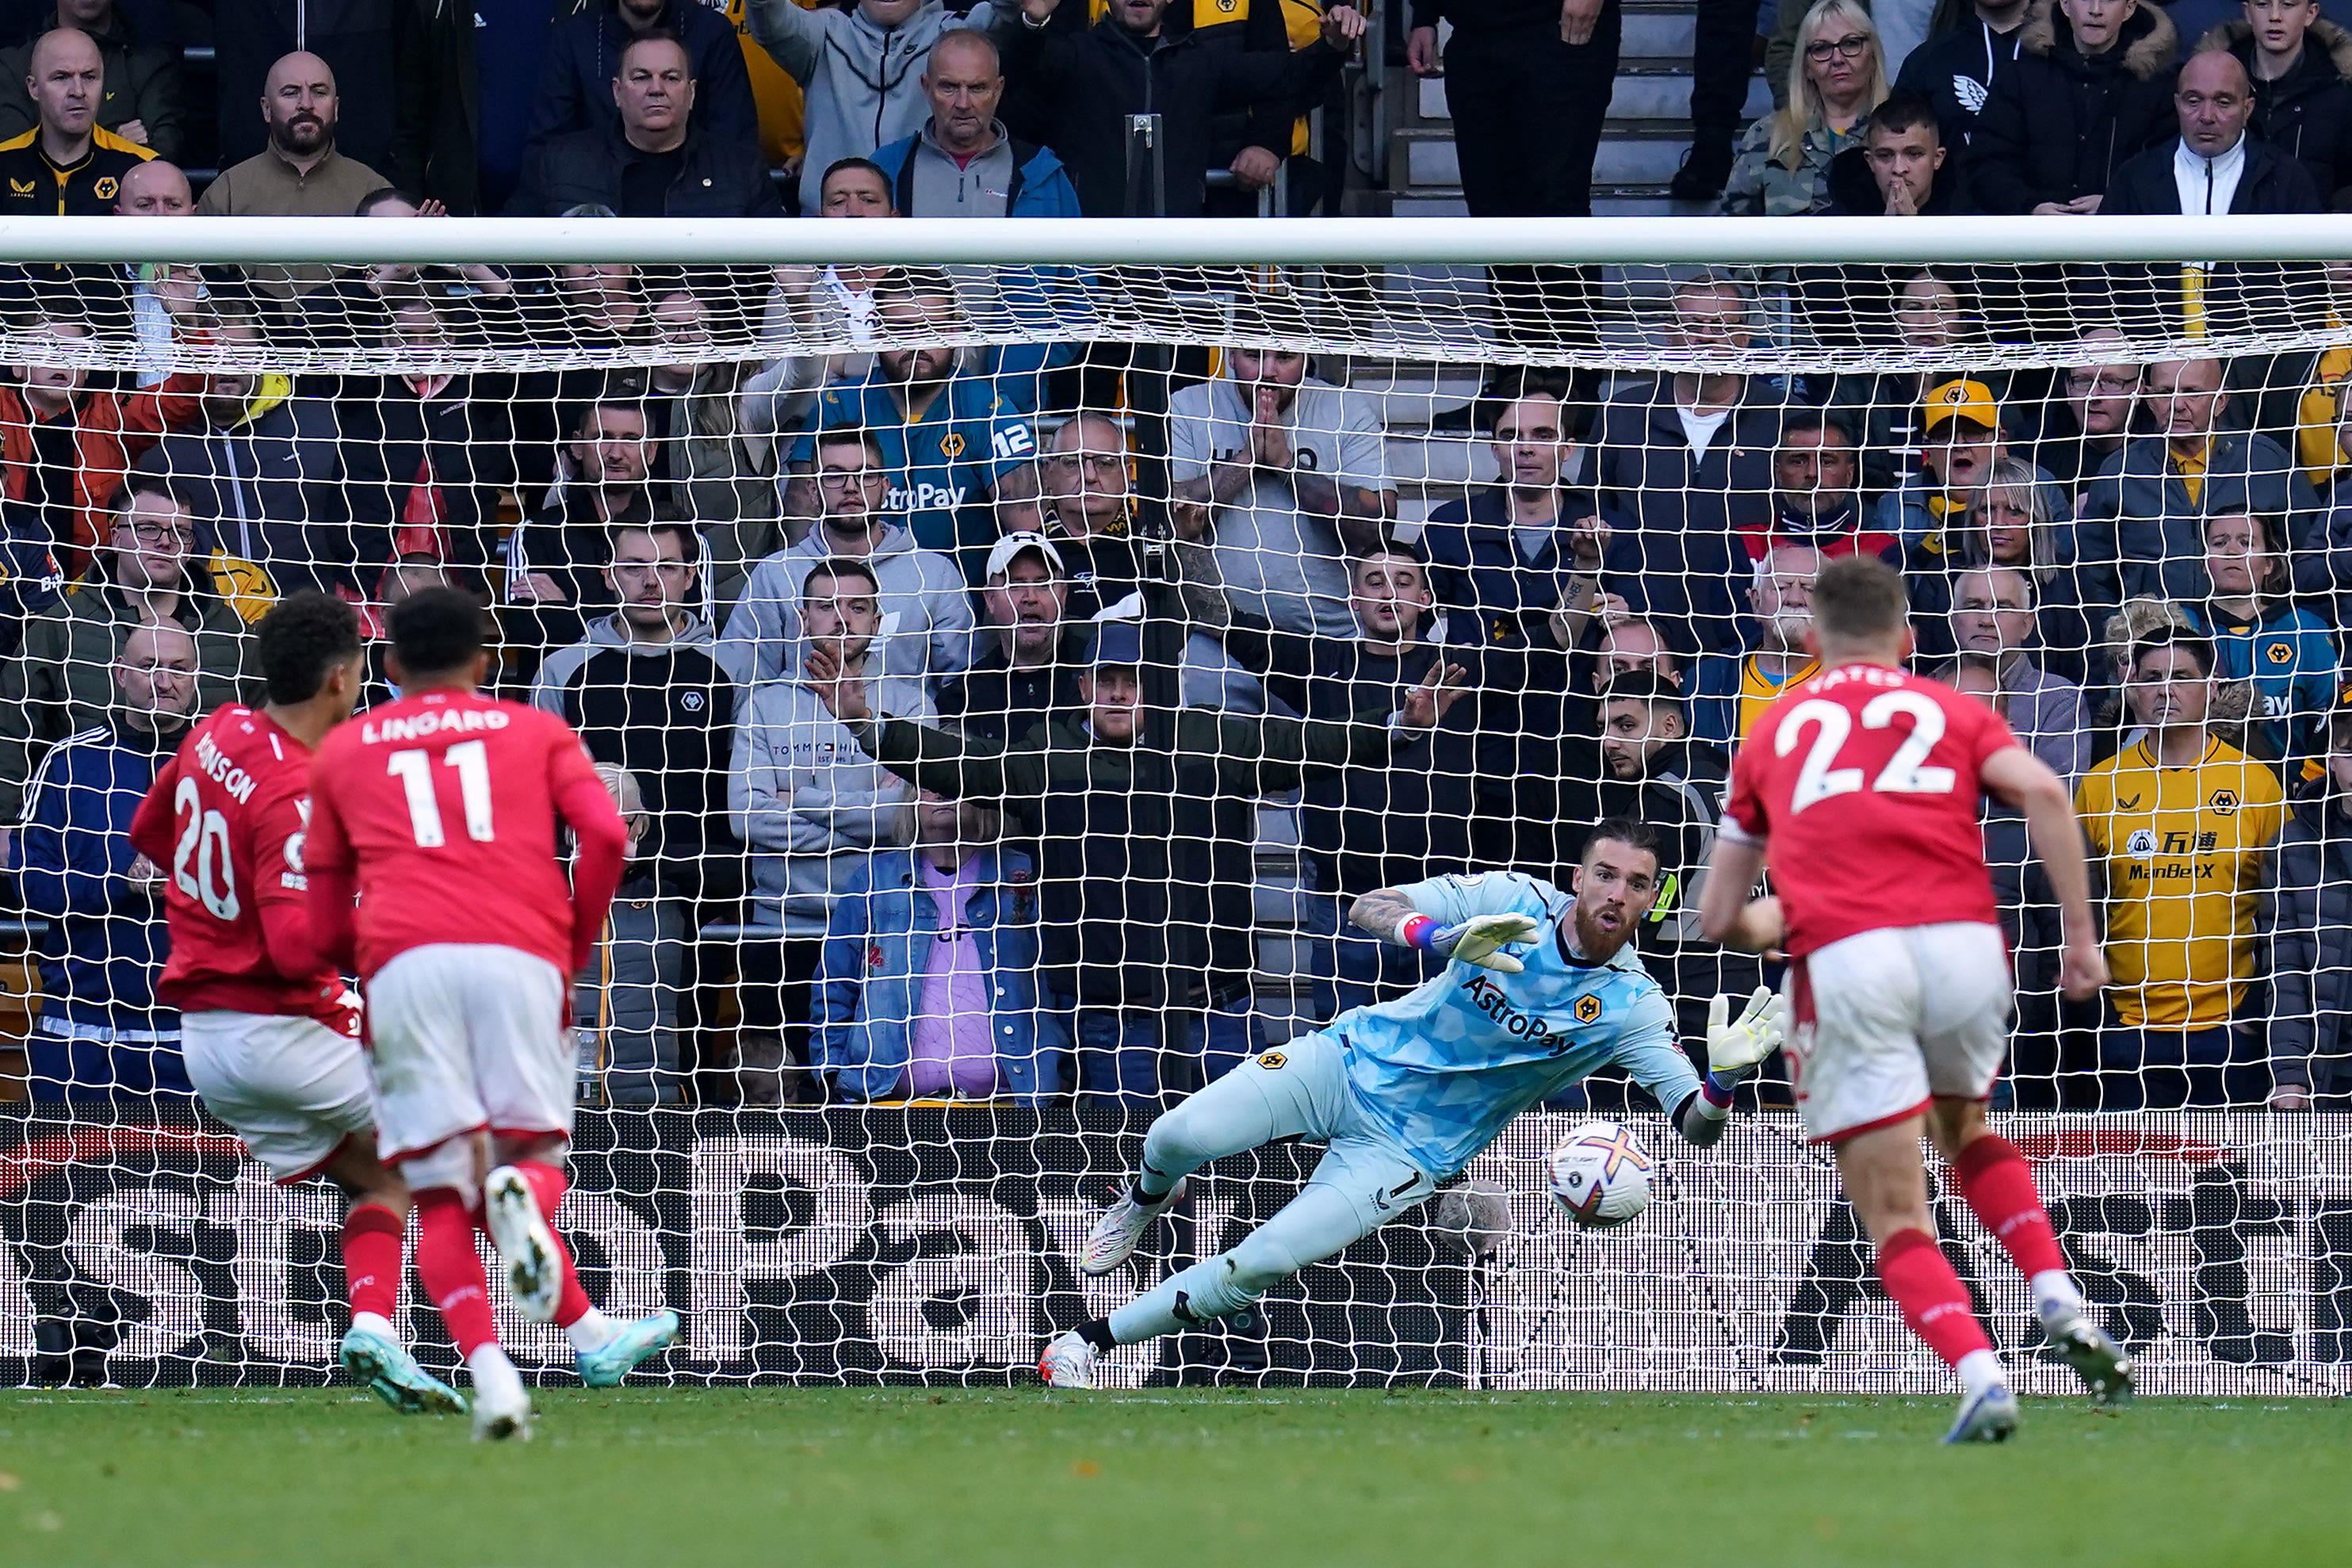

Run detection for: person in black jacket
[[2199, 2, 2352, 205], [1892, 0, 2031, 150], [509, 32, 783, 218], [2262, 706, 2352, 1108], [1966, 0, 2178, 214], [527, 0, 757, 165], [996, 0, 1361, 218], [2098, 52, 2323, 335], [1584, 671, 1762, 1061], [1823, 91, 1974, 212]]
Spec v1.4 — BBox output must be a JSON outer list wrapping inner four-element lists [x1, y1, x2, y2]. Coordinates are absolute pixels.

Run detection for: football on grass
[[1547, 1121, 1654, 1229]]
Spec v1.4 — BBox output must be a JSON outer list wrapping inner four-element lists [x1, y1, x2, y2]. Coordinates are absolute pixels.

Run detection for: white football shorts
[[181, 1009, 376, 1183], [1784, 921, 2012, 1144], [365, 943, 575, 1184]]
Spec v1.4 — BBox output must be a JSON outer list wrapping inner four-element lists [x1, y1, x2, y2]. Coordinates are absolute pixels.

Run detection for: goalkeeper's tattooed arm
[[1350, 885, 1537, 973], [1349, 888, 1421, 944]]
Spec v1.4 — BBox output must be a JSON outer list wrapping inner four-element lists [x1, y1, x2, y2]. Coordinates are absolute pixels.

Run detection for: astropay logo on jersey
[[1457, 973, 1556, 1047]]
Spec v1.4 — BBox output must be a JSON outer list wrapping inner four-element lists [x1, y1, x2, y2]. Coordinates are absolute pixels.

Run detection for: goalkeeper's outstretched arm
[[1350, 885, 1539, 974]]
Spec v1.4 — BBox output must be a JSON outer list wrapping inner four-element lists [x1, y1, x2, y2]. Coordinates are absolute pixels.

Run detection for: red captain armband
[[1395, 914, 1441, 950]]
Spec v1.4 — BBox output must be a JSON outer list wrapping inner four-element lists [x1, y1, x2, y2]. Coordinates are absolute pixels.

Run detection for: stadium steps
[[1383, 2, 1767, 213]]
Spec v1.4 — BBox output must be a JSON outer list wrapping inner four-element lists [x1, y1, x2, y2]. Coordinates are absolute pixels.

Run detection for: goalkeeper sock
[[511, 1160, 599, 1330], [1133, 1163, 1175, 1204], [415, 1188, 499, 1358], [342, 1203, 404, 1324], [1952, 1134, 2069, 1282], [1876, 1227, 1993, 1371], [1077, 1318, 1117, 1354]]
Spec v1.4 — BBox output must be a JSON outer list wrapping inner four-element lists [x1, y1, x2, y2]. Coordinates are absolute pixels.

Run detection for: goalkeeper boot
[[1942, 1382, 2020, 1445], [2040, 1303, 2134, 1406], [576, 1310, 681, 1389], [1080, 1177, 1187, 1276], [340, 1321, 467, 1416], [1038, 1330, 1097, 1390], [484, 1165, 564, 1323]]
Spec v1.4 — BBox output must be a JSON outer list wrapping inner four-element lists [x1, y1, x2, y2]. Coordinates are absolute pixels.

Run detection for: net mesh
[[2, 231, 2349, 1393]]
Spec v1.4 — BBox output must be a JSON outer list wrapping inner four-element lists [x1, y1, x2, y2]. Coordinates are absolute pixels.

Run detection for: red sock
[[513, 1161, 595, 1329], [1877, 1227, 1993, 1369], [1953, 1134, 2068, 1280], [414, 1188, 499, 1358], [342, 1203, 404, 1323]]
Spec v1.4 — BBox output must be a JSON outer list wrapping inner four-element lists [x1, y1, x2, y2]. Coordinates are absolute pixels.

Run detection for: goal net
[[2, 215, 2348, 1396]]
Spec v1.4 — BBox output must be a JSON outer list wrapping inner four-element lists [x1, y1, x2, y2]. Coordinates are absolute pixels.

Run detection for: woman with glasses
[[1723, 0, 1888, 215], [1907, 455, 2100, 682]]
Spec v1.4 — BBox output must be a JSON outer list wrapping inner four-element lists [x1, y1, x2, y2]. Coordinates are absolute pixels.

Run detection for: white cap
[[985, 530, 1065, 580]]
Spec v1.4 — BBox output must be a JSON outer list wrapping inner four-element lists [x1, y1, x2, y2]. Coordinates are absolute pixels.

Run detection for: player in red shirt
[[1698, 556, 2127, 1444], [304, 588, 666, 1441], [128, 592, 464, 1418]]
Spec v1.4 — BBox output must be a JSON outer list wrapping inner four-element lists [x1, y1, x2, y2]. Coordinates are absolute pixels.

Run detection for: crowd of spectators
[[0, 0, 2349, 1118]]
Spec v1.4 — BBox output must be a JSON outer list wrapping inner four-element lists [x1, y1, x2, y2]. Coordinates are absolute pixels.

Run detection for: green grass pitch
[[1, 1388, 2345, 1567]]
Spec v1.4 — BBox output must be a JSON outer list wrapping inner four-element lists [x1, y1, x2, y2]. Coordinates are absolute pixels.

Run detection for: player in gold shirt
[[2075, 630, 2285, 1107]]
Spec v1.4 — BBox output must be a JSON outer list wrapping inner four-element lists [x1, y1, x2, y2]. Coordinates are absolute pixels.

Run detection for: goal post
[[0, 217, 2346, 1395]]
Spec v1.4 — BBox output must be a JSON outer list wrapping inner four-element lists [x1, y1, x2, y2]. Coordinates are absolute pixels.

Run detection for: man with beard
[[790, 273, 1038, 582], [1032, 818, 1788, 1388], [1593, 671, 1761, 1059], [1688, 541, 1821, 750], [198, 51, 388, 297]]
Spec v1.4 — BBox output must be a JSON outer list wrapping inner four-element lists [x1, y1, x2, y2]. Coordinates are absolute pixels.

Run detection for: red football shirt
[[128, 706, 356, 1028], [304, 690, 611, 980], [1721, 662, 2020, 957]]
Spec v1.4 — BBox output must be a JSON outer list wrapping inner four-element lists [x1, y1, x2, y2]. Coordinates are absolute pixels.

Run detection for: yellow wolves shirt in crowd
[[2075, 735, 2286, 1030]]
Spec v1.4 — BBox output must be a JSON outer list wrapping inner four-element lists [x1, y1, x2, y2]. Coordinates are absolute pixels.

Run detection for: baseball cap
[[985, 530, 1065, 581], [1089, 620, 1144, 668], [1922, 378, 2000, 433]]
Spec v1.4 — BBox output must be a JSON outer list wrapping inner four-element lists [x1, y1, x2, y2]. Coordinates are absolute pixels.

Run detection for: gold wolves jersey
[[2076, 736, 2285, 1029]]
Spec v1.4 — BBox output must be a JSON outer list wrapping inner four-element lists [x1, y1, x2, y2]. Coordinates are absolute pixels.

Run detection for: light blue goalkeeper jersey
[[1329, 871, 1698, 1178]]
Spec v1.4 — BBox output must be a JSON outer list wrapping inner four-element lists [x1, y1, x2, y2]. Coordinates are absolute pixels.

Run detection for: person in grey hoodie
[[748, 0, 1002, 213], [722, 423, 976, 691], [728, 554, 935, 1098]]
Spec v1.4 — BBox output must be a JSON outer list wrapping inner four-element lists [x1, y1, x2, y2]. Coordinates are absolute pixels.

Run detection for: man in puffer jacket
[[813, 787, 1063, 1103], [2200, 2, 2352, 202], [1967, 0, 2177, 213], [748, 0, 1004, 213]]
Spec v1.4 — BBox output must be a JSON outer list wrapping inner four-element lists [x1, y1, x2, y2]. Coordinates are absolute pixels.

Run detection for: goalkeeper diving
[[1038, 818, 1788, 1387]]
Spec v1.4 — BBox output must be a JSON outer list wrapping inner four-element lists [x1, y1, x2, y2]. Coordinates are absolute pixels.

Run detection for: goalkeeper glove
[[1396, 912, 1539, 973], [1706, 986, 1788, 1079]]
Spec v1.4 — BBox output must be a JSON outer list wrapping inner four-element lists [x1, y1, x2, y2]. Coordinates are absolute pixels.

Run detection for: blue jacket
[[10, 719, 180, 1031], [868, 129, 1083, 218], [2187, 600, 2342, 764], [814, 846, 1064, 1103]]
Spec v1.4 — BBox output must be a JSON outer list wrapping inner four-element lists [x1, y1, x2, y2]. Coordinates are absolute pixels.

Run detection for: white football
[[1546, 1121, 1655, 1230]]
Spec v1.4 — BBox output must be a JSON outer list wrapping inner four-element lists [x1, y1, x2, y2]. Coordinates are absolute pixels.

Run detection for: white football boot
[[1079, 1178, 1187, 1276], [468, 1358, 534, 1443], [1943, 1382, 2020, 1444], [484, 1166, 564, 1323], [1038, 1331, 1098, 1390]]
